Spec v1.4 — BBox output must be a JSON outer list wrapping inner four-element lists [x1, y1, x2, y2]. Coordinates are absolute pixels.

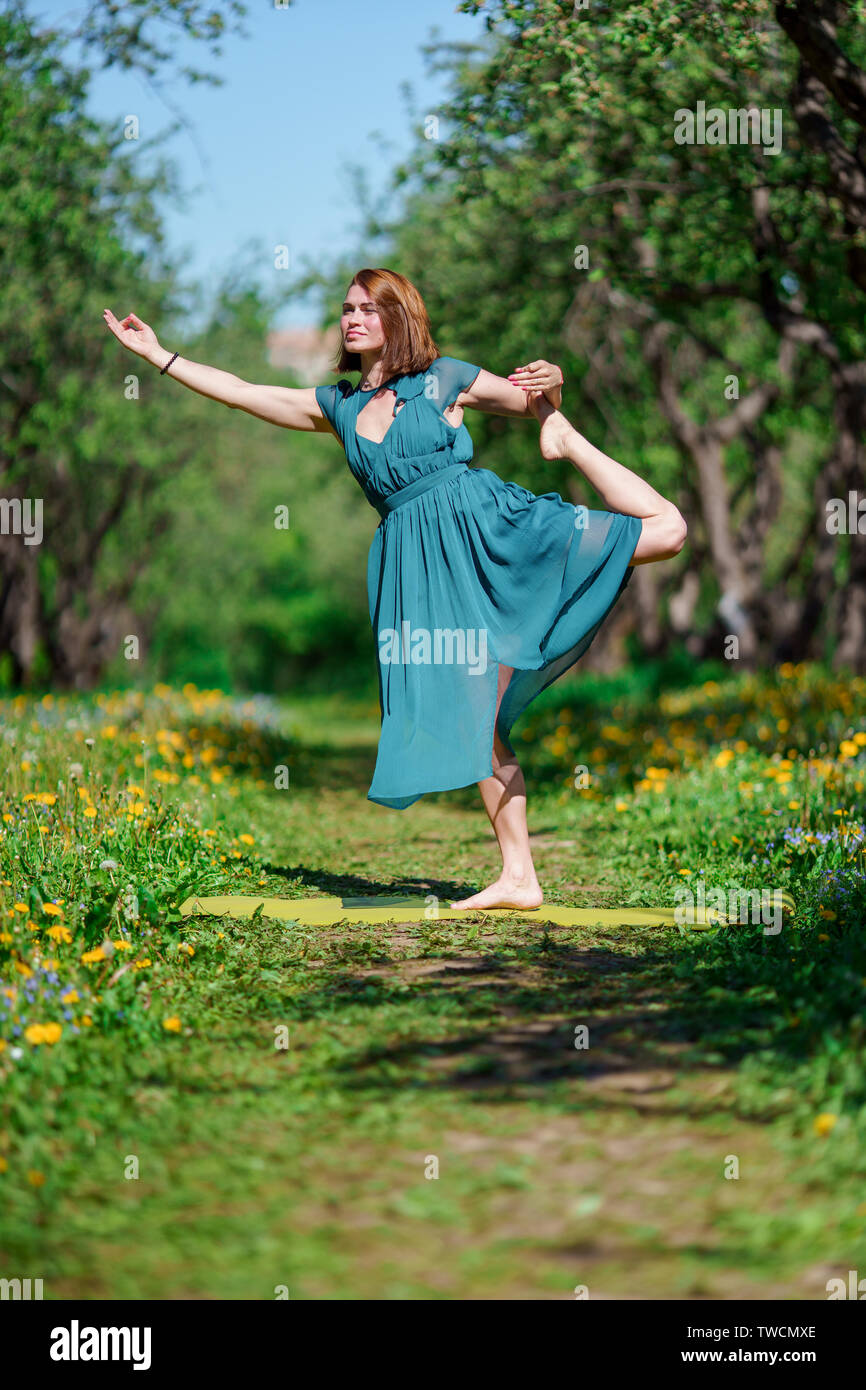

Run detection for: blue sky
[[35, 0, 487, 329]]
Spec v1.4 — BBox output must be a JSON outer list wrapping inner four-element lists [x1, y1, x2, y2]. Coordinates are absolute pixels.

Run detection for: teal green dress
[[315, 356, 642, 809]]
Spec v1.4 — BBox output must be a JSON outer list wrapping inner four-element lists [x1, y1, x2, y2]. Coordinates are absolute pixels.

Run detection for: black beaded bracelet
[[160, 351, 179, 375]]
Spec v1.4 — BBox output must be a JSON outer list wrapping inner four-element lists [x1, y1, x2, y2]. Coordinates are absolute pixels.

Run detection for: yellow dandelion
[[813, 1113, 837, 1137], [42, 903, 63, 917], [46, 924, 72, 944], [25, 1021, 62, 1045], [162, 1016, 182, 1033], [238, 833, 255, 845], [81, 947, 105, 964]]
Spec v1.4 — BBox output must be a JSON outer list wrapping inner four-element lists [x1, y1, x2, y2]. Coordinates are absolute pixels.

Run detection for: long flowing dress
[[315, 356, 642, 810]]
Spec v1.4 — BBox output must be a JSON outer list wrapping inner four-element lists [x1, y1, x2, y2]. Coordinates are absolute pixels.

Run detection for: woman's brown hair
[[334, 268, 440, 379]]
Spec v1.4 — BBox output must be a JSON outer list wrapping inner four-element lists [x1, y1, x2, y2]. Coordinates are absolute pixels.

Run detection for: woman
[[103, 267, 685, 910]]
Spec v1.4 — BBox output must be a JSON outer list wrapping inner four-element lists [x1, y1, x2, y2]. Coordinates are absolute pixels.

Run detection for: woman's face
[[341, 283, 386, 354]]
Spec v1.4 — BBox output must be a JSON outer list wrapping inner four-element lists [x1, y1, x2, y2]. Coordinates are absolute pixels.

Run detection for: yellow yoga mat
[[178, 894, 681, 928]]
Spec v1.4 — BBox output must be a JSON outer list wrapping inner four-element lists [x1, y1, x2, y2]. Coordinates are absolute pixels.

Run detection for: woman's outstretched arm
[[456, 359, 562, 418], [102, 309, 336, 434]]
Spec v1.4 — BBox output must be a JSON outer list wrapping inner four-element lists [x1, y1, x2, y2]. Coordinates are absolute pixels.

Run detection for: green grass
[[0, 664, 865, 1298]]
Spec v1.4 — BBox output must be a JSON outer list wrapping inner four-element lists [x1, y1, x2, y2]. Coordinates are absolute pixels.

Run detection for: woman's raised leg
[[450, 662, 543, 910], [530, 393, 687, 565]]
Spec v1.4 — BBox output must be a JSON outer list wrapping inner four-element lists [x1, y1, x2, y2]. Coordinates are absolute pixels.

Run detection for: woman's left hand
[[508, 360, 563, 409]]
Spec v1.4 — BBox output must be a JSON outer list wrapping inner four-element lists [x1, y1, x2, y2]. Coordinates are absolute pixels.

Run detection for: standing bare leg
[[450, 662, 543, 910]]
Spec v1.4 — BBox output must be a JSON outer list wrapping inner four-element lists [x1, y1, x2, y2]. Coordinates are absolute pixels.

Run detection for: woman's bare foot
[[527, 389, 572, 460], [450, 874, 543, 911]]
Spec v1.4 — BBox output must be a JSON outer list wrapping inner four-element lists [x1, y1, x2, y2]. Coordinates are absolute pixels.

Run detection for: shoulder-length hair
[[334, 268, 439, 378]]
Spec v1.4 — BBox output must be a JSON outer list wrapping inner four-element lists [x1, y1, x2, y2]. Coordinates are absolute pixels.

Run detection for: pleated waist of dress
[[370, 462, 469, 520]]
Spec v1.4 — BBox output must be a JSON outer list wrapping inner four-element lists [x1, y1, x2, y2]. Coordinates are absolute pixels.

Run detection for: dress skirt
[[314, 356, 642, 810]]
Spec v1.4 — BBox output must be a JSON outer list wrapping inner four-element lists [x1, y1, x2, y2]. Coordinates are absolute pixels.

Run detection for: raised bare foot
[[526, 390, 572, 460], [450, 875, 543, 911]]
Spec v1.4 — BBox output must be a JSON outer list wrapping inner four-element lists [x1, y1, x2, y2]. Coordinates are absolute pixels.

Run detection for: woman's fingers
[[509, 361, 548, 375], [103, 308, 141, 331], [103, 309, 133, 338], [508, 361, 560, 390], [103, 308, 154, 354]]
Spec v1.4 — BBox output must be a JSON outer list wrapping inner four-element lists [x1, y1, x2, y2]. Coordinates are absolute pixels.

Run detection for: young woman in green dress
[[103, 268, 685, 910]]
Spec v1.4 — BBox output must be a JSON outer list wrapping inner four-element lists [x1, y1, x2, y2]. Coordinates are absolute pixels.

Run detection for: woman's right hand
[[102, 309, 160, 361]]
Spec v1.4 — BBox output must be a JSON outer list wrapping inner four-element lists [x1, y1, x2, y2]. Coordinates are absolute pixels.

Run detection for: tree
[[360, 0, 866, 669], [1, 0, 367, 693]]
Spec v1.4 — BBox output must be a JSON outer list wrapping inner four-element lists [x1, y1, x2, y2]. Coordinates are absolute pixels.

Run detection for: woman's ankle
[[501, 863, 538, 886]]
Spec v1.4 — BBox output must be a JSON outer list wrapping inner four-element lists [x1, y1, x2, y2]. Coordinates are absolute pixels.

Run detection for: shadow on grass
[[234, 924, 863, 1109], [259, 858, 498, 902]]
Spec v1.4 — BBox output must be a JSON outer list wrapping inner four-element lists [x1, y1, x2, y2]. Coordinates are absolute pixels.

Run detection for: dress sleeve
[[431, 356, 481, 411], [315, 383, 339, 432]]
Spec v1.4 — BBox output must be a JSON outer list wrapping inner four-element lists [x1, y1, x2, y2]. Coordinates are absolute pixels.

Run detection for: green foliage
[[0, 4, 375, 693], [0, 670, 864, 1295], [302, 0, 866, 668]]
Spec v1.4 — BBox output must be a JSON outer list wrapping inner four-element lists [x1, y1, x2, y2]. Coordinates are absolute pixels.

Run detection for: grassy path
[[2, 678, 865, 1298]]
